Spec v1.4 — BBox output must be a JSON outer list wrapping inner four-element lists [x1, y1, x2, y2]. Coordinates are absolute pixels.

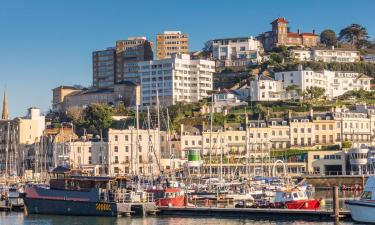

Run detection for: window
[[88, 156, 92, 164], [329, 125, 333, 130], [114, 146, 118, 152], [315, 125, 319, 130], [313, 155, 320, 160], [125, 146, 129, 152], [114, 156, 119, 163], [125, 135, 129, 141], [361, 191, 372, 200], [185, 140, 188, 145], [88, 147, 92, 153], [115, 135, 118, 141], [322, 125, 326, 130]]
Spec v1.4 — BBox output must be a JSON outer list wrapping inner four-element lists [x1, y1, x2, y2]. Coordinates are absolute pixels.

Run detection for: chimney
[[297, 64, 303, 71], [309, 108, 314, 118], [297, 28, 300, 34], [288, 110, 292, 120], [331, 46, 335, 50]]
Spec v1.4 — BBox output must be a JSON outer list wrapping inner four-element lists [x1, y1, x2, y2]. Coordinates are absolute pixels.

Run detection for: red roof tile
[[287, 32, 301, 38], [272, 17, 289, 24], [301, 32, 318, 36]]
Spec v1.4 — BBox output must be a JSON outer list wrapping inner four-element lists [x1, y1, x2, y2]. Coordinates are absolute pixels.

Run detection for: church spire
[[2, 87, 9, 120]]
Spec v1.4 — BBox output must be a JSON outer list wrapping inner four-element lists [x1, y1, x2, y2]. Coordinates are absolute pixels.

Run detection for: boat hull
[[274, 199, 320, 210], [346, 200, 375, 223], [156, 196, 185, 207], [24, 198, 118, 216]]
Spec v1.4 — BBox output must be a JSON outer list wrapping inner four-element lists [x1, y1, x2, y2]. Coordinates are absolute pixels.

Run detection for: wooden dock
[[158, 206, 351, 221]]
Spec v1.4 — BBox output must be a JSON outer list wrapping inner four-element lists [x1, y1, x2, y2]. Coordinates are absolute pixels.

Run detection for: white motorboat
[[346, 176, 375, 223]]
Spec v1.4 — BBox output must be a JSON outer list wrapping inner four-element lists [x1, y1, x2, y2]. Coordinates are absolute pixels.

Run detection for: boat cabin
[[49, 166, 128, 191], [147, 188, 183, 199], [275, 190, 308, 202]]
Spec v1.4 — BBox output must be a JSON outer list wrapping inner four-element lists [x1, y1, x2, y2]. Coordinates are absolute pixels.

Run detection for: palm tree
[[339, 24, 369, 49]]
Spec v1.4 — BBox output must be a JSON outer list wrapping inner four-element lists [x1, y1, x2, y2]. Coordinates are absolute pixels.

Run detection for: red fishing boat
[[147, 188, 185, 207], [273, 189, 320, 210]]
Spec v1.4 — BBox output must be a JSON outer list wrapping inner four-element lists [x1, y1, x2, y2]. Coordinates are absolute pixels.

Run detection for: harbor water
[[0, 212, 356, 225], [0, 189, 361, 224]]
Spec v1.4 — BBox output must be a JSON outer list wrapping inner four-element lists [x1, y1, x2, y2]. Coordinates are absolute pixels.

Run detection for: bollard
[[333, 186, 339, 222]]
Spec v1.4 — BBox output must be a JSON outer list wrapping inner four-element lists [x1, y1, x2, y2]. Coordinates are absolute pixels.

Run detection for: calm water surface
[[0, 190, 361, 225], [0, 212, 355, 225]]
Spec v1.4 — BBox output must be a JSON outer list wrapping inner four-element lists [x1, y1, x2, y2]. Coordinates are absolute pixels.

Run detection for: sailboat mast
[[156, 90, 161, 175], [166, 108, 173, 177], [136, 104, 140, 176], [209, 93, 213, 189], [147, 106, 152, 177], [5, 121, 10, 177]]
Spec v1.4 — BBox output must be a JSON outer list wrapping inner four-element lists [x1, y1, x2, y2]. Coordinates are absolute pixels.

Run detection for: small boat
[[346, 176, 375, 223], [147, 188, 185, 207], [8, 186, 25, 211], [273, 189, 320, 210]]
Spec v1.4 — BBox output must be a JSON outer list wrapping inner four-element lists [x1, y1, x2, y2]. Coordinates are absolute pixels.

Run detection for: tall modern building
[[116, 37, 153, 83], [156, 31, 189, 60], [92, 48, 116, 88], [138, 54, 215, 107]]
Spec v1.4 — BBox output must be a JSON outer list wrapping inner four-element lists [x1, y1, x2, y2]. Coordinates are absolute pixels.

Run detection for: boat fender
[[168, 203, 172, 207], [319, 198, 326, 206]]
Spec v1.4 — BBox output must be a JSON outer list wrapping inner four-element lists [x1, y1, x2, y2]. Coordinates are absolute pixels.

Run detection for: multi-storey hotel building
[[138, 54, 215, 107]]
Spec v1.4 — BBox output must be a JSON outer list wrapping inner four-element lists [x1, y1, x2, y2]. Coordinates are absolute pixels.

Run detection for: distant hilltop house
[[274, 65, 373, 99], [290, 46, 360, 63], [52, 82, 141, 112], [210, 36, 263, 68], [258, 17, 318, 51]]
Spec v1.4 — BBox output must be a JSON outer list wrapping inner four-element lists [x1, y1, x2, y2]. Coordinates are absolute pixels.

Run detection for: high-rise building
[[156, 31, 188, 60], [115, 37, 153, 83], [92, 48, 116, 88], [138, 54, 215, 107]]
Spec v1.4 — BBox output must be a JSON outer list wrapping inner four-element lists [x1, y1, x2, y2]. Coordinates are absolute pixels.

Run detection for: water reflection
[[0, 212, 355, 225]]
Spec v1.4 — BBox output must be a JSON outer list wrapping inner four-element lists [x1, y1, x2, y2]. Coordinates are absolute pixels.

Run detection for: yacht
[[346, 176, 375, 223]]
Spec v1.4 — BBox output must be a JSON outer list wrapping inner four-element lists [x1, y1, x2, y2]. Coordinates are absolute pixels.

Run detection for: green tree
[[302, 87, 326, 105], [201, 41, 213, 59], [83, 103, 113, 136], [339, 24, 369, 49], [320, 29, 338, 47], [342, 141, 352, 149]]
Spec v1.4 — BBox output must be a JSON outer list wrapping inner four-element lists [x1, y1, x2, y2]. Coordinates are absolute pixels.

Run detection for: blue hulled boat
[[24, 166, 130, 216]]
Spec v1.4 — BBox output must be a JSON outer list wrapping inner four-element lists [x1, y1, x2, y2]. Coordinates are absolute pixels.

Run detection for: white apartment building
[[212, 37, 262, 67], [332, 106, 372, 148], [291, 47, 360, 62], [62, 140, 108, 175], [138, 54, 215, 107], [108, 128, 167, 176], [274, 66, 372, 99], [249, 75, 285, 101]]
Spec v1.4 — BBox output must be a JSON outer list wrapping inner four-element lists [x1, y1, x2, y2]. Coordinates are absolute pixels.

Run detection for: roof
[[51, 166, 70, 173], [211, 36, 255, 42], [358, 74, 373, 79], [287, 32, 301, 38], [258, 74, 274, 81], [301, 32, 318, 36], [115, 81, 139, 86], [272, 17, 289, 24], [53, 86, 81, 91]]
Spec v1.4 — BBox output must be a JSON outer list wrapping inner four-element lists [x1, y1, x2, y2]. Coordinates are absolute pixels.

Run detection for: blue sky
[[0, 0, 374, 118]]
